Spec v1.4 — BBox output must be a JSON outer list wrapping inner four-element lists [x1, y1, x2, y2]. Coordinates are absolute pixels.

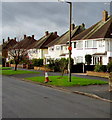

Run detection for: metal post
[[67, 2, 72, 82]]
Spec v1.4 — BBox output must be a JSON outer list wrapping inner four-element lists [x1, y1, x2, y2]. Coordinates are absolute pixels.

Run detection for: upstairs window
[[93, 40, 97, 48], [85, 40, 92, 48], [61, 46, 63, 50], [49, 47, 54, 51], [77, 41, 83, 49], [99, 40, 104, 47], [74, 42, 76, 48], [56, 46, 60, 50]]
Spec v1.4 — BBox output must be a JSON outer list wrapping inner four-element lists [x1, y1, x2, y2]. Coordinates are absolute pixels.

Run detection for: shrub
[[94, 64, 107, 72], [59, 58, 68, 76], [46, 59, 60, 72], [107, 61, 112, 72], [46, 58, 74, 74], [32, 59, 43, 67]]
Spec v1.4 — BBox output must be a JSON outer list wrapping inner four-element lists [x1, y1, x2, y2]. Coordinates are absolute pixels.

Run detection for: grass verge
[[26, 76, 108, 87], [1, 70, 39, 75], [0, 67, 12, 70]]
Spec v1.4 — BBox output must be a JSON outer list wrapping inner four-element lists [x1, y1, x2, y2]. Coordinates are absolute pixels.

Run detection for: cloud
[[1, 2, 111, 43]]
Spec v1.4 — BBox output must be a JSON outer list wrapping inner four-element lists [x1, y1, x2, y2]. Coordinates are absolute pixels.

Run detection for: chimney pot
[[82, 23, 85, 27], [8, 37, 10, 41], [3, 39, 5, 44], [102, 10, 108, 22], [45, 31, 49, 36], [24, 35, 26, 39], [54, 31, 57, 35], [71, 24, 75, 31], [14, 37, 16, 41], [32, 35, 34, 39]]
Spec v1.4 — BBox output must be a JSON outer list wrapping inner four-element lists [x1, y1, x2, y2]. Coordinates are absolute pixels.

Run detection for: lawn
[[0, 67, 12, 70], [26, 76, 108, 87], [1, 70, 39, 75]]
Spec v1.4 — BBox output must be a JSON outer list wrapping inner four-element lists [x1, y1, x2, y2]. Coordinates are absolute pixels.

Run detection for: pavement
[[9, 68, 112, 102]]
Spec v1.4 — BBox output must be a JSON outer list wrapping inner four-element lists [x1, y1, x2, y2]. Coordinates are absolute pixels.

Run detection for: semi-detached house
[[28, 31, 59, 62], [2, 37, 18, 61], [45, 23, 85, 62], [71, 10, 112, 65]]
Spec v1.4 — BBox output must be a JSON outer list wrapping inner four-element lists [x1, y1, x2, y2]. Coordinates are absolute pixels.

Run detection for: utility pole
[[67, 2, 72, 82], [58, 0, 72, 82]]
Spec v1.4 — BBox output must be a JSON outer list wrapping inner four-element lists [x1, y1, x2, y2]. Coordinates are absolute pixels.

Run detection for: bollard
[[109, 72, 112, 92]]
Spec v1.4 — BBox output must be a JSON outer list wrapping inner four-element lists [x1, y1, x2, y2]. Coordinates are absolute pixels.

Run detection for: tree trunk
[[15, 63, 18, 71]]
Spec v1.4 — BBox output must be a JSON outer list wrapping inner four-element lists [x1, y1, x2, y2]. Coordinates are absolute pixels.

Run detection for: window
[[49, 47, 54, 51], [61, 46, 63, 50], [85, 41, 87, 48], [85, 40, 92, 48], [65, 46, 67, 50], [88, 41, 92, 47], [77, 41, 83, 49], [99, 40, 104, 47], [74, 42, 76, 48], [77, 56, 83, 63], [56, 46, 60, 50]]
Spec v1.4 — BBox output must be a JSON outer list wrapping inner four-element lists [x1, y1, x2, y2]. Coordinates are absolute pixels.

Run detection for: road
[[2, 75, 111, 118]]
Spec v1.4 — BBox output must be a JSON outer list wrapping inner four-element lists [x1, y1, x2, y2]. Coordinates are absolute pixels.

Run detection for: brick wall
[[87, 71, 109, 78]]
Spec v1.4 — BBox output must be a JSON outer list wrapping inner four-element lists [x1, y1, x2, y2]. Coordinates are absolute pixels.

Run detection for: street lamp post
[[59, 0, 72, 82], [67, 2, 72, 82]]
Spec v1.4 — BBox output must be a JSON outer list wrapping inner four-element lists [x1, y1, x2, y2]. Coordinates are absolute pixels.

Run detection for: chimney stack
[[54, 31, 57, 35], [14, 37, 16, 41], [24, 35, 26, 39], [32, 35, 34, 39], [102, 10, 108, 22], [3, 39, 5, 44], [71, 24, 75, 31], [82, 23, 85, 27], [8, 37, 10, 41], [45, 31, 49, 36]]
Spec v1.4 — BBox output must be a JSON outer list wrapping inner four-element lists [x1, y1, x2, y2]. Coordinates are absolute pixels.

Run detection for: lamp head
[[58, 0, 72, 3], [58, 0, 66, 2]]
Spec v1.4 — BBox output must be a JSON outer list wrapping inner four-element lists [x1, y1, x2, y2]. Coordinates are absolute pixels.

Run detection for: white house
[[71, 10, 112, 65], [28, 31, 59, 61], [45, 24, 85, 62]]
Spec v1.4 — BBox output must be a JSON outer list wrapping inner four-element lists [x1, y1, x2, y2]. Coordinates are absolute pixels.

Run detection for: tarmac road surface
[[2, 75, 111, 118]]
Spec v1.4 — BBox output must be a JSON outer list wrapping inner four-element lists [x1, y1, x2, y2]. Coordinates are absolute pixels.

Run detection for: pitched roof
[[46, 24, 85, 47], [72, 16, 112, 41], [13, 36, 37, 49], [2, 39, 18, 49], [28, 32, 59, 49]]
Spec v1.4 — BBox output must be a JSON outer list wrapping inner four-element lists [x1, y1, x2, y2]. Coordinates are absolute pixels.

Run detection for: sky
[[1, 0, 111, 43]]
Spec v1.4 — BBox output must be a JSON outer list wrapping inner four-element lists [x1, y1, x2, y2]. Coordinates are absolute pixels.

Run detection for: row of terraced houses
[[2, 10, 112, 65]]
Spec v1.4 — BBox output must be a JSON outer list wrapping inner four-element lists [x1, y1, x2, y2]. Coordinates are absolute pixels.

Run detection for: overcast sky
[[1, 1, 111, 43]]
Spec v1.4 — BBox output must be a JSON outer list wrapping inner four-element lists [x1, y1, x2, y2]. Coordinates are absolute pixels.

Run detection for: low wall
[[10, 64, 52, 71], [10, 64, 15, 67], [34, 66, 52, 72], [87, 71, 109, 78], [10, 64, 26, 68], [109, 72, 112, 92]]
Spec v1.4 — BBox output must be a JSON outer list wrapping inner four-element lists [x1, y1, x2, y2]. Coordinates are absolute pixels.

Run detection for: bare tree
[[8, 36, 28, 71], [8, 48, 28, 71]]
